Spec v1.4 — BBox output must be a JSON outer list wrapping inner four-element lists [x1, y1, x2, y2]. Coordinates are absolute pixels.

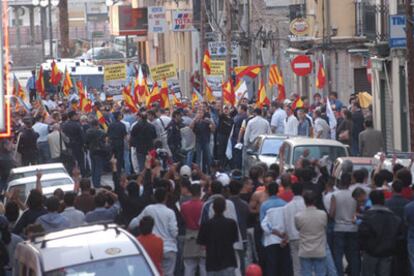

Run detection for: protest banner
[[150, 63, 177, 81]]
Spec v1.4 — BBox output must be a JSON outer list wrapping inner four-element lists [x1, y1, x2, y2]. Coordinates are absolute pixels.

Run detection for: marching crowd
[[0, 87, 413, 276]]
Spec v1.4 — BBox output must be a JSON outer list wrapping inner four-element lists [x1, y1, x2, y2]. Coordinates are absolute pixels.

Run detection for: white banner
[[148, 6, 167, 33]]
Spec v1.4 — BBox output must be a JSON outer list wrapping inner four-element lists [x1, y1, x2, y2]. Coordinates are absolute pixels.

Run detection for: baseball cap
[[216, 172, 230, 186], [180, 165, 192, 178]]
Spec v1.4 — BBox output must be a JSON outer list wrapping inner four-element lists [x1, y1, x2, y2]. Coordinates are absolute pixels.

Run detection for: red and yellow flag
[[160, 80, 170, 109], [123, 85, 138, 113], [204, 79, 215, 103], [234, 65, 262, 79], [268, 64, 286, 102], [77, 81, 92, 113], [36, 66, 46, 98], [202, 50, 211, 75], [146, 82, 161, 108], [62, 67, 73, 97], [292, 96, 304, 110], [96, 110, 107, 131], [172, 93, 185, 108], [50, 60, 62, 86], [256, 79, 270, 108], [13, 75, 26, 101], [316, 61, 326, 89], [222, 79, 235, 106], [192, 91, 200, 108]]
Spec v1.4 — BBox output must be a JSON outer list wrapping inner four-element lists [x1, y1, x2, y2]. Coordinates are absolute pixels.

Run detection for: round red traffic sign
[[291, 55, 313, 76]]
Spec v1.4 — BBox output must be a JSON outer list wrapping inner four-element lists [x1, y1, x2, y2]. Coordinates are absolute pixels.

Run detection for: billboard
[[110, 5, 148, 36], [171, 10, 194, 31]]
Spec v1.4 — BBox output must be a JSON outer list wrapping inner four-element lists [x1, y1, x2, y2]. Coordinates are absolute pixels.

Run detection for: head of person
[[210, 180, 223, 195], [238, 104, 248, 115], [27, 189, 44, 210], [266, 182, 279, 196], [172, 110, 182, 122], [63, 192, 77, 207], [280, 173, 291, 189], [249, 166, 264, 183], [392, 163, 405, 177], [189, 183, 201, 198], [329, 92, 338, 101], [396, 168, 412, 188], [313, 109, 322, 120], [352, 169, 365, 184], [5, 201, 19, 223], [94, 192, 107, 208], [264, 171, 277, 185], [392, 179, 404, 194], [253, 108, 262, 117], [154, 187, 168, 204], [113, 111, 122, 121], [139, 216, 155, 235], [180, 177, 192, 195], [297, 108, 306, 120], [213, 197, 226, 216], [31, 70, 36, 76], [291, 182, 303, 196], [90, 119, 100, 129], [241, 177, 254, 194], [352, 187, 367, 205], [303, 190, 316, 206], [339, 172, 352, 188], [342, 109, 352, 121], [229, 180, 242, 196], [313, 93, 321, 103], [45, 196, 60, 213], [68, 111, 79, 121], [373, 172, 387, 188], [364, 118, 374, 129], [370, 190, 385, 206], [80, 178, 91, 193], [147, 110, 156, 121]]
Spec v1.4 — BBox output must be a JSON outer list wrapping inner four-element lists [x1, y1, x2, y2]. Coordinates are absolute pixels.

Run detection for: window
[[283, 144, 290, 164], [292, 146, 347, 164], [260, 139, 284, 156]]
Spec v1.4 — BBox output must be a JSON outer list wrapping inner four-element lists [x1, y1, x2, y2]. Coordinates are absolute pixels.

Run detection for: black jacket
[[131, 120, 157, 154], [17, 128, 39, 155], [85, 128, 107, 155], [62, 120, 84, 149], [358, 205, 403, 257], [167, 120, 182, 151], [108, 121, 127, 148]]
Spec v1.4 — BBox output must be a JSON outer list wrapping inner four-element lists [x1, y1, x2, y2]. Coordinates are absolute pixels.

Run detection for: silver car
[[244, 134, 291, 175]]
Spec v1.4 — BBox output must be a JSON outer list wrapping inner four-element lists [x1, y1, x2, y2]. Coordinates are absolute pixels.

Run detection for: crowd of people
[[0, 87, 411, 276]]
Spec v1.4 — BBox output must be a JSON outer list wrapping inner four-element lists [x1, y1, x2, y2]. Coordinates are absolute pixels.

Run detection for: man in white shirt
[[33, 114, 50, 163], [129, 188, 178, 276], [271, 102, 287, 134], [243, 108, 271, 146], [47, 123, 69, 161], [313, 109, 330, 139], [284, 105, 299, 136]]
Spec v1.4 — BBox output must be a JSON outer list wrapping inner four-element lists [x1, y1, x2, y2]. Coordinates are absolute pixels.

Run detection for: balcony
[[355, 1, 389, 42]]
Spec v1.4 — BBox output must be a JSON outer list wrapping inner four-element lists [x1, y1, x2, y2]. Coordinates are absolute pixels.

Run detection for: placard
[[148, 6, 167, 33], [150, 63, 177, 81], [104, 63, 127, 81]]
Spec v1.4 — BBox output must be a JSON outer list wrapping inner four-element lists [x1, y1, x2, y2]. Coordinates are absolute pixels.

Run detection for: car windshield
[[9, 168, 67, 182], [9, 178, 72, 202], [45, 255, 153, 276], [293, 146, 347, 163], [261, 139, 284, 156]]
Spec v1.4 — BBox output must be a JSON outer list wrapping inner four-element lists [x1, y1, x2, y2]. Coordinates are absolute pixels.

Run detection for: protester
[[18, 116, 39, 166], [85, 119, 108, 187], [35, 196, 70, 233], [61, 192, 85, 227], [358, 118, 384, 157], [108, 111, 127, 171]]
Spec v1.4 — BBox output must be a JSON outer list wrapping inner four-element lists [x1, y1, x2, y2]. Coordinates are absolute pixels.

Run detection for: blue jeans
[[333, 232, 360, 276], [38, 142, 51, 164], [195, 142, 211, 173], [136, 152, 146, 173], [408, 238, 414, 276], [90, 153, 104, 188], [123, 147, 131, 175], [185, 150, 194, 167], [300, 257, 327, 276]]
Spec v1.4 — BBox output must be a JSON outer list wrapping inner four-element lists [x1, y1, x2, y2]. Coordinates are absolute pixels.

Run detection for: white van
[[13, 224, 159, 276]]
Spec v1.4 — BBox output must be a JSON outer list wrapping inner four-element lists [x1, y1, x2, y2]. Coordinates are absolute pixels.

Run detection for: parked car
[[14, 224, 159, 275], [245, 134, 291, 175], [6, 172, 74, 204], [81, 47, 125, 63], [332, 157, 374, 181], [278, 137, 350, 170], [7, 163, 68, 184]]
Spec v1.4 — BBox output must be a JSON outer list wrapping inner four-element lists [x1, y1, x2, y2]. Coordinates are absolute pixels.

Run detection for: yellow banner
[[104, 63, 127, 81], [210, 60, 226, 76], [150, 63, 177, 81]]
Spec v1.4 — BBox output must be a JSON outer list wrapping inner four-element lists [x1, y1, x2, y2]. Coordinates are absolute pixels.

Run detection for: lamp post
[[32, 0, 60, 59]]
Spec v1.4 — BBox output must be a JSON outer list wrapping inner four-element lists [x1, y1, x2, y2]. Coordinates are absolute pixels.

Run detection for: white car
[[6, 173, 74, 203], [14, 224, 159, 275], [8, 163, 68, 183]]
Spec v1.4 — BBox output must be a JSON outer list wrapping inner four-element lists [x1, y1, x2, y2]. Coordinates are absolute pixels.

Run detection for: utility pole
[[48, 0, 53, 57], [225, 0, 232, 80], [59, 0, 69, 58], [199, 0, 206, 94], [406, 0, 414, 150]]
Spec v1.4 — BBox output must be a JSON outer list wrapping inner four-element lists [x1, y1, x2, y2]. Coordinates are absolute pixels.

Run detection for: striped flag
[[36, 66, 46, 98], [292, 96, 304, 110], [268, 64, 286, 101], [96, 110, 108, 131], [146, 82, 162, 108], [204, 79, 215, 103], [160, 79, 170, 109], [123, 85, 138, 113], [256, 79, 270, 108], [203, 50, 211, 75], [77, 81, 92, 113], [62, 67, 73, 97], [50, 60, 62, 86], [316, 61, 326, 89], [222, 79, 235, 106], [234, 65, 262, 79]]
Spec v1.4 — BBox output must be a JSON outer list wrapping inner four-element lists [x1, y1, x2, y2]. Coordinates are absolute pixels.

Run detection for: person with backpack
[[358, 190, 403, 276]]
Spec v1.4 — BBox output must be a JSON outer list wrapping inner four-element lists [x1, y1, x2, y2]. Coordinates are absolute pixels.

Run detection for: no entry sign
[[291, 55, 312, 76]]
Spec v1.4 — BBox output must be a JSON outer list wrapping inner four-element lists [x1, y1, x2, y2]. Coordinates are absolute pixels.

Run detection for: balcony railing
[[355, 1, 389, 42]]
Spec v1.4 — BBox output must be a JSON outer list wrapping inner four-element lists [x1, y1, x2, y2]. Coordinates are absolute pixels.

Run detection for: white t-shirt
[[284, 115, 299, 136], [271, 108, 287, 134]]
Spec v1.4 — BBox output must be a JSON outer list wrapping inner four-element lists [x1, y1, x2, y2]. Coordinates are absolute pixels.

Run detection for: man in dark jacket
[[131, 113, 157, 172], [18, 116, 39, 166], [85, 119, 107, 188], [62, 111, 86, 176], [351, 102, 365, 156], [197, 197, 239, 275], [358, 190, 403, 276], [108, 111, 127, 172], [167, 110, 183, 162]]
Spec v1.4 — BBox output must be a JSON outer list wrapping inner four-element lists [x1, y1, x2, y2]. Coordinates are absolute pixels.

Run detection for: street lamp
[[32, 0, 60, 59]]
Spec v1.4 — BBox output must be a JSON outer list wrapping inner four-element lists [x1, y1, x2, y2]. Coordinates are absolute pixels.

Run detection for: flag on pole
[[62, 67, 73, 97], [222, 79, 235, 106], [50, 60, 62, 86], [202, 50, 211, 75], [204, 79, 215, 103], [123, 85, 138, 113], [13, 74, 26, 101], [316, 61, 326, 89], [256, 79, 270, 108], [326, 97, 337, 139], [77, 81, 92, 113], [160, 79, 170, 109], [36, 66, 46, 98], [96, 110, 108, 131], [172, 93, 185, 108], [234, 65, 262, 79], [292, 96, 304, 110], [146, 82, 161, 107], [268, 64, 286, 101]]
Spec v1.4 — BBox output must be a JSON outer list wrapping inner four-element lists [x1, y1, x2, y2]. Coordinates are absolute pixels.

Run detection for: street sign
[[208, 41, 240, 58], [389, 15, 407, 48], [291, 55, 312, 76], [148, 6, 167, 33]]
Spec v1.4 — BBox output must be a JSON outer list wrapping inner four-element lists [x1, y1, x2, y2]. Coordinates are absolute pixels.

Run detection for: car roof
[[335, 157, 373, 165], [7, 173, 73, 187], [258, 134, 293, 140], [18, 225, 143, 272], [283, 137, 347, 147], [10, 163, 65, 174]]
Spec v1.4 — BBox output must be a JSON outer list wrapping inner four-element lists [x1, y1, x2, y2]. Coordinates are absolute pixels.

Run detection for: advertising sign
[[389, 15, 409, 48], [150, 63, 177, 81], [172, 10, 194, 31], [148, 6, 167, 33], [289, 18, 310, 36]]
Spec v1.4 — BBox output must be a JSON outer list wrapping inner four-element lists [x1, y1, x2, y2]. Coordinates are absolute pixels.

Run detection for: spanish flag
[[123, 85, 138, 113], [316, 61, 326, 89], [50, 60, 62, 86], [222, 79, 235, 106], [268, 64, 286, 102], [62, 67, 73, 97], [173, 93, 185, 108], [203, 50, 211, 75], [204, 79, 215, 103], [160, 79, 170, 109], [77, 81, 92, 113], [234, 65, 262, 79], [146, 82, 161, 108], [96, 110, 108, 131], [256, 79, 270, 108], [192, 90, 200, 108], [292, 96, 304, 110], [13, 74, 26, 101], [36, 66, 46, 98]]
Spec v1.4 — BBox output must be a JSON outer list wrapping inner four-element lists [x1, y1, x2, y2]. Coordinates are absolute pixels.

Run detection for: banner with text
[[171, 10, 194, 31], [104, 63, 126, 81], [210, 60, 226, 76], [148, 6, 167, 33], [150, 63, 177, 81]]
